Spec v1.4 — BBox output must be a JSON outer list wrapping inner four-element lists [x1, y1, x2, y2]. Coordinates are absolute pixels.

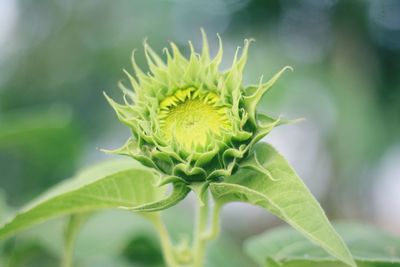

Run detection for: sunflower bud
[[105, 30, 291, 183]]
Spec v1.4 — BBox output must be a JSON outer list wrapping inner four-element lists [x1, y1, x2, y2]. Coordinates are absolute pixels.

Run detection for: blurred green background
[[0, 0, 399, 266]]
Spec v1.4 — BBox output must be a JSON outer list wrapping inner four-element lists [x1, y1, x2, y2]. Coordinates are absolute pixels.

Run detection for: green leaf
[[210, 143, 356, 267], [245, 222, 400, 267], [0, 159, 185, 240], [0, 106, 82, 204]]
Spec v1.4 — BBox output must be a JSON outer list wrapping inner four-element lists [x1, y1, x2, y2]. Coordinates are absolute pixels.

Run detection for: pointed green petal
[[243, 66, 293, 125]]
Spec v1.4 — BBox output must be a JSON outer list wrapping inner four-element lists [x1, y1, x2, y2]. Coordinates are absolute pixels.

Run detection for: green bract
[[105, 31, 292, 183]]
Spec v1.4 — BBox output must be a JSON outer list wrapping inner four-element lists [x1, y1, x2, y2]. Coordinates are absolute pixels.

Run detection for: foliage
[[1, 31, 395, 267], [245, 222, 400, 267]]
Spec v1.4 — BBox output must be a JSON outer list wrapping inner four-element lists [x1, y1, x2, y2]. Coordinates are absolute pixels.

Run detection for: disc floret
[[158, 87, 231, 154]]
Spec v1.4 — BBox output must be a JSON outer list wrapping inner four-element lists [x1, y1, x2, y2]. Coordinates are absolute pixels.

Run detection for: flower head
[[105, 30, 291, 183]]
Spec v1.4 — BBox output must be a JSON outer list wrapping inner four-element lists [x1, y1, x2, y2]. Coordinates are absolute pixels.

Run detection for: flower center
[[158, 88, 231, 152]]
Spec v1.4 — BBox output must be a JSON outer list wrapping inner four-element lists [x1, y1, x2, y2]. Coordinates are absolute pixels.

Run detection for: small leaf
[[127, 182, 190, 212], [210, 143, 356, 267], [245, 222, 400, 267], [0, 159, 176, 240]]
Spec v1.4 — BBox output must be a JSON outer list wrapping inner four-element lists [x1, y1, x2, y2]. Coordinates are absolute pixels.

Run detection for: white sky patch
[[373, 144, 400, 235], [0, 0, 18, 48]]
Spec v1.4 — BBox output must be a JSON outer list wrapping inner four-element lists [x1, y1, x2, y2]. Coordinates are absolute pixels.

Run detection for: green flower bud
[[105, 30, 292, 184]]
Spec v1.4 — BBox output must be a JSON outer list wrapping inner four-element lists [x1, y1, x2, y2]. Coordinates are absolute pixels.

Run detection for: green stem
[[62, 245, 73, 267], [150, 213, 178, 267], [62, 214, 87, 267], [192, 193, 222, 267], [193, 194, 209, 267], [149, 187, 222, 267], [203, 202, 222, 241]]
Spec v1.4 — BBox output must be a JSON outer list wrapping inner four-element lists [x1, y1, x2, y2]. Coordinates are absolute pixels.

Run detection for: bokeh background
[[0, 0, 399, 266]]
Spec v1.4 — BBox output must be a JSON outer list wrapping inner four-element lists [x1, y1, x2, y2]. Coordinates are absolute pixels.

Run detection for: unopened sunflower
[[105, 31, 292, 184]]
